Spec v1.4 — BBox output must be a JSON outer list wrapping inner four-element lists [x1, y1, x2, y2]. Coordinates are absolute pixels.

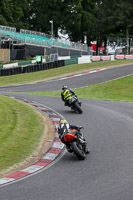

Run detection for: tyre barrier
[[0, 60, 65, 76]]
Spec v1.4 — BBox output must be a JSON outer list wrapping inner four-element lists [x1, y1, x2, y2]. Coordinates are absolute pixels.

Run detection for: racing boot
[[66, 145, 73, 153], [85, 147, 90, 154]]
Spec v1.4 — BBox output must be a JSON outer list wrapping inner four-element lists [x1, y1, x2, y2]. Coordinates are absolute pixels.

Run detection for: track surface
[[1, 64, 133, 92], [1, 65, 133, 200]]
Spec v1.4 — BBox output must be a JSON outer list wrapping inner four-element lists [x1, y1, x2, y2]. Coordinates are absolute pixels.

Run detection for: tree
[[80, 0, 96, 45], [0, 0, 32, 30], [0, 0, 132, 53], [112, 0, 133, 53], [85, 0, 133, 53], [60, 0, 82, 41], [59, 0, 95, 43], [0, 0, 13, 26], [30, 0, 63, 37]]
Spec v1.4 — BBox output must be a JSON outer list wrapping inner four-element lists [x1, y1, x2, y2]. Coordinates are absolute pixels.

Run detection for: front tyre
[[73, 102, 83, 114], [71, 142, 86, 160]]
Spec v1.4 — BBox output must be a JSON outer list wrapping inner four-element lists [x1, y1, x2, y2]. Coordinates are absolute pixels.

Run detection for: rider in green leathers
[[61, 85, 76, 106]]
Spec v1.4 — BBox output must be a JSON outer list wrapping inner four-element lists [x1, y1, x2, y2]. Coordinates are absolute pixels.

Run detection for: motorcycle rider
[[61, 85, 76, 106], [58, 119, 90, 154]]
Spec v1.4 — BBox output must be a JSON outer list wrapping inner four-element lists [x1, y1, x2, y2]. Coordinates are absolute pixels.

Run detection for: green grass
[[0, 95, 44, 173], [74, 75, 133, 102], [21, 74, 133, 102], [0, 60, 133, 86]]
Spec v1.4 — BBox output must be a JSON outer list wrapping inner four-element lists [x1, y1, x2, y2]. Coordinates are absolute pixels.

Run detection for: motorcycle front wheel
[[71, 142, 86, 160]]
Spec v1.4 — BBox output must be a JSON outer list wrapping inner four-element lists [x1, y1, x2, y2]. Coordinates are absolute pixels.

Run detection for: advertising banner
[[115, 55, 124, 60], [101, 56, 111, 61], [91, 56, 101, 62], [125, 55, 133, 60]]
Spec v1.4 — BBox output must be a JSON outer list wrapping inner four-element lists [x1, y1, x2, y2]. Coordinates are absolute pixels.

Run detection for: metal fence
[[0, 25, 88, 52], [0, 25, 16, 32]]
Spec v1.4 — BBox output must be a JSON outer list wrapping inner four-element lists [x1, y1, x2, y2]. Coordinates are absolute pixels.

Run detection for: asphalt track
[[0, 64, 133, 92], [1, 64, 133, 200]]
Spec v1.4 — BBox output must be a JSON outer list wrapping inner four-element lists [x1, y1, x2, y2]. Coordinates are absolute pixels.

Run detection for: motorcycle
[[63, 127, 87, 160], [66, 95, 83, 114]]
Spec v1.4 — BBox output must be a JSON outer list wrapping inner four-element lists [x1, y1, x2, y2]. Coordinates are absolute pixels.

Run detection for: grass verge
[[0, 60, 133, 86], [0, 95, 44, 173]]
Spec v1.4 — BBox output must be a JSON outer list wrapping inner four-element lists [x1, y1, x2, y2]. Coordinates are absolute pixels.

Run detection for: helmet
[[58, 119, 69, 132], [62, 85, 68, 90], [59, 119, 67, 124]]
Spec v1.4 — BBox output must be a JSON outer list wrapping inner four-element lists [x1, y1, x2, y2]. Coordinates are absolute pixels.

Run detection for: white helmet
[[62, 85, 68, 90]]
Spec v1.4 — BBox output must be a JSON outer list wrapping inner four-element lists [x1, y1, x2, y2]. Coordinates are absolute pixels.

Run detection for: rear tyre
[[73, 102, 83, 114], [71, 142, 86, 160]]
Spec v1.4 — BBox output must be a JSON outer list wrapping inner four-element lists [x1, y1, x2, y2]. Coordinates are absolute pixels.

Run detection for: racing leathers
[[61, 88, 75, 106]]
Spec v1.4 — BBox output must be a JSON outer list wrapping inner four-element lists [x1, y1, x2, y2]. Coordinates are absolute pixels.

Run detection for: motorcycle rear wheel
[[71, 142, 86, 160], [73, 102, 83, 114]]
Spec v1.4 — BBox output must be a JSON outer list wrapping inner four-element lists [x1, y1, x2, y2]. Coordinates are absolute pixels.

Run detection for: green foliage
[[0, 0, 132, 45], [0, 0, 32, 30], [30, 0, 63, 36]]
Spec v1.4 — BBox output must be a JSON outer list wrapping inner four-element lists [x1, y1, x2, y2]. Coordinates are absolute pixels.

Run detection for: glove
[[79, 126, 84, 129]]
